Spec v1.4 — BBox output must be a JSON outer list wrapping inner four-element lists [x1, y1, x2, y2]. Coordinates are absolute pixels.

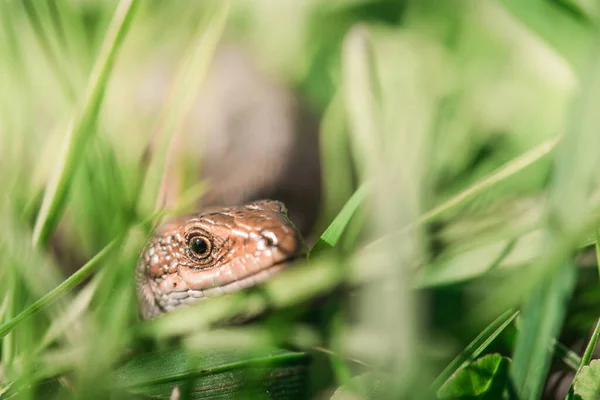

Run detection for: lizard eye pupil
[[189, 236, 210, 257]]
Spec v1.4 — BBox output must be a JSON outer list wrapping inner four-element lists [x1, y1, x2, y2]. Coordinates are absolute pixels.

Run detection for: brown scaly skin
[[136, 200, 307, 319]]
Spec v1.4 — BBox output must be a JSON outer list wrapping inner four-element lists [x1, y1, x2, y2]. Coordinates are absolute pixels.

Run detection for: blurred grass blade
[[316, 91, 355, 233], [559, 0, 600, 20], [417, 238, 519, 288], [418, 136, 559, 224], [327, 311, 355, 391], [1, 2, 28, 83], [0, 238, 119, 339], [21, 0, 75, 100], [510, 262, 576, 399], [342, 25, 382, 184], [32, 0, 139, 247], [343, 25, 425, 393], [510, 26, 600, 400], [37, 271, 103, 351], [431, 309, 518, 392], [115, 347, 309, 398], [330, 372, 387, 399], [1, 268, 17, 366], [310, 182, 370, 257], [554, 340, 583, 371], [498, 0, 591, 70], [165, 180, 208, 217], [365, 136, 558, 267], [138, 0, 230, 216], [45, 0, 70, 57]]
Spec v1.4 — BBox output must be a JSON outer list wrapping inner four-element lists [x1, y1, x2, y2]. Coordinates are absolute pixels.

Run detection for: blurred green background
[[2, 0, 600, 399]]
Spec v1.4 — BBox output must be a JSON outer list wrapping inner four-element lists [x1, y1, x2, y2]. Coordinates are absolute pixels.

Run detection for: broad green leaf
[[572, 359, 600, 400], [431, 310, 518, 391], [567, 318, 600, 398], [437, 354, 511, 399]]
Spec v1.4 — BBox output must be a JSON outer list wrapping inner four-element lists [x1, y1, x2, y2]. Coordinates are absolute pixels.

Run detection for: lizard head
[[136, 200, 307, 319]]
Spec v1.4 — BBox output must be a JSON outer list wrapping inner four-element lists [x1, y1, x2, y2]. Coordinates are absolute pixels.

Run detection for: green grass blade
[[1, 266, 17, 367], [570, 320, 600, 385], [417, 136, 559, 224], [45, 0, 70, 57], [554, 340, 583, 371], [416, 238, 518, 288], [364, 136, 559, 259], [578, 234, 600, 368], [431, 309, 518, 392], [310, 182, 370, 257], [0, 238, 119, 339], [327, 311, 355, 391], [1, 2, 29, 84], [510, 261, 576, 399], [32, 0, 139, 248]]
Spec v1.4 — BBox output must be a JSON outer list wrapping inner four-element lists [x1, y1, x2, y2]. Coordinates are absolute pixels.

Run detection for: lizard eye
[[187, 234, 212, 260]]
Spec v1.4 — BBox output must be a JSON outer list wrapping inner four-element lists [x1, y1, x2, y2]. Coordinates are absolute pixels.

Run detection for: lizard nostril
[[258, 231, 278, 249]]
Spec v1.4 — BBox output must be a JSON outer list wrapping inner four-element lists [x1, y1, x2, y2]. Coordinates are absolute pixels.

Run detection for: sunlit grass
[[3, 0, 600, 399]]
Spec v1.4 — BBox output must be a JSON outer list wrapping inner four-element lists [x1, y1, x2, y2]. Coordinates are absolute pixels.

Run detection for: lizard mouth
[[155, 255, 305, 314], [206, 254, 304, 295]]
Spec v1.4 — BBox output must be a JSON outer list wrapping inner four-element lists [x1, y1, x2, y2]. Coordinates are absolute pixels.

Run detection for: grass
[[3, 0, 600, 399], [32, 0, 139, 248]]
